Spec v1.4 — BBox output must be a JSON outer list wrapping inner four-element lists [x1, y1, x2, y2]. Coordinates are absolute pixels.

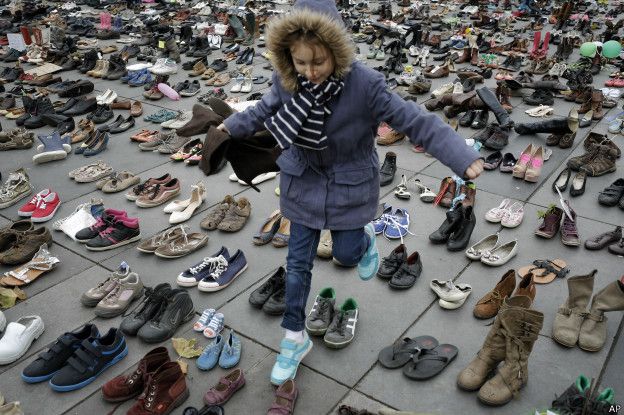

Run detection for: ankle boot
[[458, 294, 527, 390], [552, 271, 596, 347], [591, 89, 603, 120], [87, 60, 104, 77], [102, 347, 171, 402], [578, 279, 624, 351], [470, 48, 479, 66], [94, 60, 110, 78], [165, 36, 180, 63], [447, 204, 476, 251], [477, 296, 543, 406], [476, 87, 513, 129], [126, 361, 189, 414], [429, 207, 462, 244], [496, 83, 513, 113], [434, 176, 456, 208], [456, 47, 471, 64]]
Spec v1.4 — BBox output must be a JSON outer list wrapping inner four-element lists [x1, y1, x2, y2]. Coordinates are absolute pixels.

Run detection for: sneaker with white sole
[[357, 223, 379, 281], [270, 331, 313, 385], [149, 58, 178, 75], [323, 298, 359, 349]]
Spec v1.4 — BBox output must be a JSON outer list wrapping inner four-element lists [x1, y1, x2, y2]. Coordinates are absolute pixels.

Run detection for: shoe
[[480, 240, 518, 266], [379, 152, 397, 186], [512, 144, 534, 179], [388, 251, 422, 289], [249, 267, 285, 307], [75, 209, 126, 242], [49, 328, 127, 392], [323, 298, 359, 349], [598, 179, 624, 206], [499, 153, 517, 173], [136, 179, 181, 208], [0, 227, 52, 266], [86, 216, 141, 251], [305, 287, 336, 336], [203, 368, 245, 405], [137, 289, 194, 343], [267, 379, 298, 415], [0, 168, 32, 209], [560, 201, 580, 247], [0, 316, 44, 365], [585, 226, 622, 250], [166, 182, 206, 224], [219, 330, 242, 369], [270, 333, 313, 385], [197, 335, 225, 370], [473, 270, 516, 319], [176, 247, 231, 287], [263, 286, 286, 316], [357, 224, 380, 281], [29, 191, 61, 223], [217, 197, 251, 232], [120, 283, 172, 336], [447, 204, 476, 251], [383, 208, 410, 240], [94, 272, 144, 318], [377, 244, 408, 279], [102, 347, 170, 402], [125, 360, 189, 414], [317, 231, 333, 259], [22, 324, 99, 383], [197, 250, 248, 292], [81, 262, 132, 306], [535, 205, 563, 239]]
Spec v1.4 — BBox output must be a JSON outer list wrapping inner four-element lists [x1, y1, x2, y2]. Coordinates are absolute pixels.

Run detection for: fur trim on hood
[[266, 1, 355, 93]]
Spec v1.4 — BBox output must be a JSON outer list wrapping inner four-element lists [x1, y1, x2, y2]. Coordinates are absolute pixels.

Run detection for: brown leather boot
[[470, 48, 479, 66], [514, 273, 536, 301], [591, 89, 603, 120], [455, 47, 471, 64], [473, 270, 517, 319], [434, 176, 456, 208], [127, 361, 189, 415], [496, 83, 513, 113], [102, 347, 170, 402]]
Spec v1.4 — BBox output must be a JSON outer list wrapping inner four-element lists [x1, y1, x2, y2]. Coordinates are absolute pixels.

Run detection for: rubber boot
[[477, 296, 544, 406], [552, 271, 596, 347], [515, 108, 578, 135], [457, 296, 531, 391], [476, 87, 513, 129], [578, 279, 624, 352], [591, 89, 604, 120]]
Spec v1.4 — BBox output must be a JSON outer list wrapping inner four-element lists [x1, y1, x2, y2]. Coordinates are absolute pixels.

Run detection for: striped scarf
[[265, 74, 344, 151]]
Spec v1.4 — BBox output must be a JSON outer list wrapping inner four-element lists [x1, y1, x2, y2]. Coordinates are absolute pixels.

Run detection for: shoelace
[[189, 256, 221, 275], [165, 226, 192, 252], [208, 256, 229, 281], [562, 217, 578, 236], [332, 311, 348, 336], [311, 299, 331, 321], [382, 213, 414, 244]]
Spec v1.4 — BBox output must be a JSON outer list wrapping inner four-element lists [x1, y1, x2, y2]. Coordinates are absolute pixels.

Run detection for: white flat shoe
[[501, 202, 524, 228], [485, 199, 512, 223], [439, 284, 472, 309], [430, 279, 468, 302], [0, 315, 44, 365], [169, 183, 206, 224], [480, 239, 518, 266], [238, 172, 278, 186], [165, 181, 206, 217], [465, 233, 500, 260]]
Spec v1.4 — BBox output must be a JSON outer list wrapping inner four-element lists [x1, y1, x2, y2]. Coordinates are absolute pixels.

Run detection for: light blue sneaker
[[270, 332, 313, 385], [357, 223, 379, 281], [196, 334, 224, 371], [219, 330, 242, 369]]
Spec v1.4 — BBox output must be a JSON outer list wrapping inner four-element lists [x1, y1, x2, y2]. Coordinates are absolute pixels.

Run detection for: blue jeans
[[281, 222, 369, 331]]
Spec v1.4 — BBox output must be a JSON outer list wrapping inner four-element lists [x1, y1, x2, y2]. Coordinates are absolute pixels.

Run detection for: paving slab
[[600, 319, 624, 400], [332, 390, 394, 414]]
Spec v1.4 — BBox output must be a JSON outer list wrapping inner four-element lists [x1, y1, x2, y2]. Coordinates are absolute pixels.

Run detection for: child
[[219, 0, 483, 385]]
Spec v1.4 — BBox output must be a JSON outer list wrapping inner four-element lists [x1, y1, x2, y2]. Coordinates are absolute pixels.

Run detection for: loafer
[[0, 316, 44, 365]]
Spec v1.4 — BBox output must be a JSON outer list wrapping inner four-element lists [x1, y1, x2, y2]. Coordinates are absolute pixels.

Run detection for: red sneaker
[[18, 189, 51, 217], [31, 191, 61, 223]]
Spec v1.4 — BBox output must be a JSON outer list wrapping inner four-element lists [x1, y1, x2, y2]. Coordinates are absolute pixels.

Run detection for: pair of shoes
[[0, 245, 59, 287], [430, 279, 473, 309], [0, 220, 52, 266], [0, 315, 44, 366], [137, 225, 208, 259], [193, 308, 224, 339], [201, 195, 252, 233], [429, 203, 476, 251], [552, 168, 586, 197], [32, 132, 72, 164], [534, 201, 580, 246], [17, 189, 61, 223], [249, 267, 286, 315], [466, 233, 518, 266], [484, 199, 525, 227], [163, 181, 206, 224], [377, 244, 422, 289], [102, 347, 189, 413], [75, 208, 141, 251], [305, 287, 360, 348], [513, 144, 544, 182], [251, 209, 289, 246], [393, 175, 436, 202], [21, 323, 127, 392], [197, 330, 242, 370], [176, 246, 248, 292], [81, 263, 144, 317]]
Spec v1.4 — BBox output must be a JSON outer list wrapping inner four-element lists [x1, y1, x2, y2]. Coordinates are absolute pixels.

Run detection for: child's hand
[[464, 159, 484, 180], [217, 123, 230, 134]]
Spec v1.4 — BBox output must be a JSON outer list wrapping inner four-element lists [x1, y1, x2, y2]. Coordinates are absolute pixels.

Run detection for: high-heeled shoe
[[82, 130, 109, 157], [512, 143, 534, 179], [524, 145, 544, 183]]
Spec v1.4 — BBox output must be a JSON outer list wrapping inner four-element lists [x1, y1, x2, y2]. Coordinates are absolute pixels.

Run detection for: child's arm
[[223, 73, 284, 139], [367, 71, 481, 178]]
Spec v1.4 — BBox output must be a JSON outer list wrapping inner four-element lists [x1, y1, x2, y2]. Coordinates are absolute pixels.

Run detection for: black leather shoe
[[447, 204, 476, 251], [262, 287, 286, 315], [109, 115, 135, 134], [377, 244, 407, 279], [389, 251, 422, 289], [63, 97, 97, 116], [120, 283, 172, 336], [249, 267, 285, 307], [379, 151, 397, 186], [91, 105, 114, 124], [598, 178, 624, 206], [429, 208, 462, 244], [471, 110, 489, 129], [459, 110, 476, 127], [138, 289, 194, 343], [58, 80, 95, 98]]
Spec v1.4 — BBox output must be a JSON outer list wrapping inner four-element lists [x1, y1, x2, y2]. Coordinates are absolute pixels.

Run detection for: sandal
[[518, 258, 569, 284], [402, 344, 458, 380], [413, 179, 436, 202], [1, 245, 59, 286], [377, 336, 439, 368], [394, 175, 411, 200]]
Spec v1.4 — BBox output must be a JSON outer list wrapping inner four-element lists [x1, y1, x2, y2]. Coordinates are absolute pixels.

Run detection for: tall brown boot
[[457, 296, 531, 391], [496, 83, 513, 113], [591, 89, 604, 120], [578, 279, 624, 352], [470, 48, 479, 66], [476, 296, 544, 406], [552, 271, 595, 347], [456, 47, 471, 64]]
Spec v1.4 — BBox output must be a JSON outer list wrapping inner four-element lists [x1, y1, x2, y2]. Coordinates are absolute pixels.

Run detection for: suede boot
[[578, 279, 624, 352], [477, 296, 543, 406], [458, 295, 530, 391], [553, 271, 596, 347]]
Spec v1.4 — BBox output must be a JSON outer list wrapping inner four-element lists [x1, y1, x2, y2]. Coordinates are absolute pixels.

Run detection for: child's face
[[290, 40, 335, 85]]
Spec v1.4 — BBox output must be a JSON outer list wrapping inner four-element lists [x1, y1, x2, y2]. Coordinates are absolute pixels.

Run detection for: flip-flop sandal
[[518, 258, 569, 284], [377, 335, 438, 369], [252, 76, 268, 84], [402, 344, 458, 380]]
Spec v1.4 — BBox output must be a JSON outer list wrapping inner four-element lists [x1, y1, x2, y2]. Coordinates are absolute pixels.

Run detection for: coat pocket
[[332, 166, 376, 208], [277, 151, 307, 202]]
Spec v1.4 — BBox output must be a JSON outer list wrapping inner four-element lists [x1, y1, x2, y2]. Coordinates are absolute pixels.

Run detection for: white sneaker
[[238, 172, 277, 186], [149, 58, 178, 75], [161, 111, 192, 129], [0, 316, 44, 365], [0, 310, 6, 333], [431, 83, 454, 98]]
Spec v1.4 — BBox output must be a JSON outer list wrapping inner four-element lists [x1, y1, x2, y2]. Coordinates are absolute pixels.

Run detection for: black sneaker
[[21, 324, 100, 383], [249, 267, 285, 307], [75, 214, 114, 243], [85, 216, 141, 251], [305, 287, 336, 336], [120, 283, 172, 335], [137, 289, 194, 343], [49, 328, 128, 392], [323, 298, 359, 349], [377, 244, 408, 279], [263, 287, 286, 315]]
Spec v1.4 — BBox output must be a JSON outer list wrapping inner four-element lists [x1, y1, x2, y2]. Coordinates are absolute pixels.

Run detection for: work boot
[[567, 144, 600, 171], [457, 295, 529, 391], [126, 361, 189, 415], [552, 271, 596, 347], [102, 347, 171, 402], [580, 145, 618, 177], [578, 279, 624, 352], [472, 270, 517, 319], [476, 87, 513, 129], [477, 296, 543, 406], [591, 89, 603, 120], [455, 47, 471, 64]]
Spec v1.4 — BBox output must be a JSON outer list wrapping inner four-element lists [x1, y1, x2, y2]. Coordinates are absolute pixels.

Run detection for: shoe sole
[[49, 345, 128, 392], [86, 234, 142, 251], [21, 369, 59, 383], [323, 335, 354, 349], [270, 339, 313, 386], [197, 264, 248, 292], [32, 150, 68, 164]]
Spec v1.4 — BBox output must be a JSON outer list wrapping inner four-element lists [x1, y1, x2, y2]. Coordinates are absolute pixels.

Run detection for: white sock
[[285, 329, 305, 344]]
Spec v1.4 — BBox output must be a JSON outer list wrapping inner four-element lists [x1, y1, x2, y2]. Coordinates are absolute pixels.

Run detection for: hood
[[266, 0, 355, 93]]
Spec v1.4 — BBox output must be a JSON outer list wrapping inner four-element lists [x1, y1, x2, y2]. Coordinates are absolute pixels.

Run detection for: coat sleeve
[[223, 72, 284, 139], [366, 71, 481, 178]]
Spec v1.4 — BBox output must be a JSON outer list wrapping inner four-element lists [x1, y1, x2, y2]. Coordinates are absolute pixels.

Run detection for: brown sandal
[[518, 258, 569, 284], [0, 245, 59, 287]]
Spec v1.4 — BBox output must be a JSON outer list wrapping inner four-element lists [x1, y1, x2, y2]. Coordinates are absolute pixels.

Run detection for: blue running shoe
[[196, 335, 224, 371], [357, 223, 379, 281]]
